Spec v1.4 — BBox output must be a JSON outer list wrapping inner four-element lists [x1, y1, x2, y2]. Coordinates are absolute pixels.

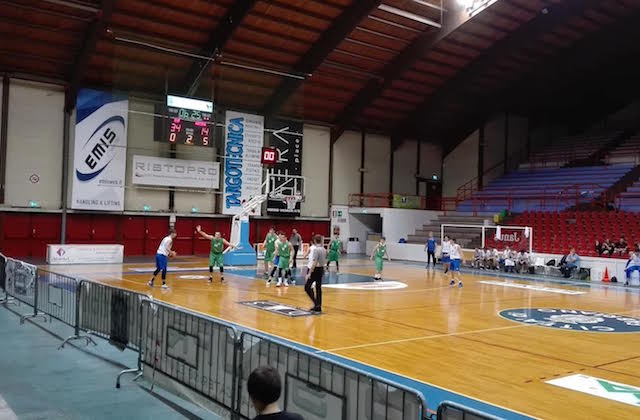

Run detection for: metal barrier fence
[[236, 331, 428, 420], [37, 269, 79, 328], [127, 298, 239, 412], [0, 255, 498, 420], [78, 280, 145, 351], [437, 401, 502, 420]]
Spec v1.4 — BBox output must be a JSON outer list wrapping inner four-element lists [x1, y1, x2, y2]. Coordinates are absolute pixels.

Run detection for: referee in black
[[305, 234, 326, 313]]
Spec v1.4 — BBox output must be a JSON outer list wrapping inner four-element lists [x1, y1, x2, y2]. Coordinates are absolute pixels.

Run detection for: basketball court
[[39, 256, 640, 420]]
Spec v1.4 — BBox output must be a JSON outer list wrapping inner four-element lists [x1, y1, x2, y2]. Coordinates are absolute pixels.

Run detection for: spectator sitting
[[625, 252, 640, 286], [594, 240, 604, 257], [504, 248, 516, 273], [602, 238, 614, 256], [482, 248, 493, 270], [473, 248, 484, 269], [614, 237, 629, 257], [517, 250, 530, 273], [560, 248, 580, 278], [499, 246, 510, 270], [490, 248, 500, 270], [248, 366, 304, 420]]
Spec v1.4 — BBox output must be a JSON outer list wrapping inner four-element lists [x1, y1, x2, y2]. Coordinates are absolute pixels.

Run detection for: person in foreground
[[248, 366, 304, 420]]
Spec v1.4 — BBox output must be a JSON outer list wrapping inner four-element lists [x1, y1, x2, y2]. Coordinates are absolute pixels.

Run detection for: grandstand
[[607, 133, 640, 164], [505, 211, 640, 257], [521, 131, 620, 168], [456, 164, 634, 213]]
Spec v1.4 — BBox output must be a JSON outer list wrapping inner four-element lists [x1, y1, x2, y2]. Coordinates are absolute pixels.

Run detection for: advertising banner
[[266, 120, 303, 216], [46, 244, 124, 265], [223, 111, 264, 215], [72, 89, 128, 211], [132, 155, 219, 189]]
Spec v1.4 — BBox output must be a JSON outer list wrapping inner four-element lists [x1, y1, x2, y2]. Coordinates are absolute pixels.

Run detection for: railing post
[[20, 269, 47, 324], [116, 296, 146, 388], [59, 279, 97, 349]]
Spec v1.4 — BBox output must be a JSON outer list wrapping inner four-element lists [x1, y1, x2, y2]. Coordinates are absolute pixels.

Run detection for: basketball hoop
[[284, 194, 303, 211]]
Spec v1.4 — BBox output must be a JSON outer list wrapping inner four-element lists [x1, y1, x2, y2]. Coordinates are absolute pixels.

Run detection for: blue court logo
[[499, 308, 640, 333]]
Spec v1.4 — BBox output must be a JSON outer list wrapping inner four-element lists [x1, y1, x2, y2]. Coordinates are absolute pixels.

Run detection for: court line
[[316, 324, 532, 354]]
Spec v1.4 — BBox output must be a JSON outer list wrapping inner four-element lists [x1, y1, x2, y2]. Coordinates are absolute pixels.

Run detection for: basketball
[[169, 251, 177, 259]]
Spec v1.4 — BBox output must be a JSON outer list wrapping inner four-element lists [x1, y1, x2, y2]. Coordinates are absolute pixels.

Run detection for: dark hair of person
[[248, 366, 281, 405]]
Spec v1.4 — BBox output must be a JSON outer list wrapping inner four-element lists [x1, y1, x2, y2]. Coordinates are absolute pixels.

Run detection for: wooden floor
[[43, 257, 640, 420]]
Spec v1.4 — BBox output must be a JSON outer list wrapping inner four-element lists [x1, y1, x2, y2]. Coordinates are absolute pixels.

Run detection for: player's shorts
[[328, 250, 340, 262], [441, 253, 450, 263], [273, 255, 280, 266], [277, 257, 290, 269], [374, 256, 384, 272], [209, 252, 223, 268], [264, 249, 274, 262], [155, 254, 168, 271], [451, 259, 461, 272]]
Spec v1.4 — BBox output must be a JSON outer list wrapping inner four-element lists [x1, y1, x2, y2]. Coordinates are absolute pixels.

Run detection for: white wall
[[507, 114, 528, 171], [443, 130, 478, 197], [363, 133, 390, 193], [332, 130, 361, 205], [173, 142, 217, 214], [301, 124, 329, 217], [6, 80, 64, 209], [393, 140, 417, 195], [124, 98, 171, 212], [381, 208, 441, 243], [483, 113, 506, 186], [419, 141, 442, 180]]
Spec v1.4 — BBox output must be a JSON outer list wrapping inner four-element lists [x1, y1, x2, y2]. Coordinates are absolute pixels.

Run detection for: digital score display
[[261, 147, 277, 165], [155, 95, 214, 147]]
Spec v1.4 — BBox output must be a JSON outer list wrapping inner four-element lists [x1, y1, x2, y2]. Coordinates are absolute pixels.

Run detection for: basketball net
[[284, 195, 302, 211]]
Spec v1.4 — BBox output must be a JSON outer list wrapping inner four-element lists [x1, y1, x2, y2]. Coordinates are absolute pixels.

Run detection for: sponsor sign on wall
[[132, 155, 219, 189], [223, 111, 264, 215], [72, 89, 128, 211], [46, 244, 124, 265], [267, 120, 303, 216]]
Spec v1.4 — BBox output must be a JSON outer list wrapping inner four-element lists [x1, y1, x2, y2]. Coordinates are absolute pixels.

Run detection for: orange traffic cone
[[602, 267, 610, 282]]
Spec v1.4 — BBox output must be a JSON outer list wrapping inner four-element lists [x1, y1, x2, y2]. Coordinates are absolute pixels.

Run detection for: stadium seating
[[456, 164, 634, 213], [506, 211, 640, 256], [521, 131, 619, 168], [617, 179, 640, 212], [606, 133, 640, 164]]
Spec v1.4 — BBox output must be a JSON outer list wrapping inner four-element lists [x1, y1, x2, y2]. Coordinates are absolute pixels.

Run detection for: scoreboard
[[155, 95, 214, 147]]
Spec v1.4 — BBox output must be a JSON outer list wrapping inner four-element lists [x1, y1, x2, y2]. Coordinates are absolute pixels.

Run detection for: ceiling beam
[[330, 2, 469, 143], [65, 0, 114, 111], [397, 0, 600, 141], [182, 0, 258, 97], [261, 0, 384, 119], [434, 3, 640, 155]]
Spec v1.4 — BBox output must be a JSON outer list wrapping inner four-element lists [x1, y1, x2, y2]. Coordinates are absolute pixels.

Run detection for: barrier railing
[[348, 193, 443, 211], [77, 280, 146, 351], [1, 255, 498, 420], [123, 298, 240, 411], [236, 331, 428, 420], [437, 400, 502, 420]]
